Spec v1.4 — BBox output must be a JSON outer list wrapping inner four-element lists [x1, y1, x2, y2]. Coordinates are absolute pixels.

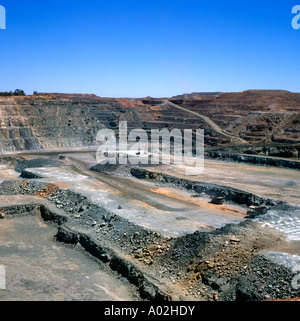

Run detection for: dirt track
[[164, 100, 248, 144]]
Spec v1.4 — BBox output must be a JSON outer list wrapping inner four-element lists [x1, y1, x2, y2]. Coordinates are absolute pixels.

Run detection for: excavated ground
[[0, 209, 141, 301], [0, 151, 300, 301]]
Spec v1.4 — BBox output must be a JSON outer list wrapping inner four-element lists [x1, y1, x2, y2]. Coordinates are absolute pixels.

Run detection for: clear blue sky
[[0, 0, 299, 97]]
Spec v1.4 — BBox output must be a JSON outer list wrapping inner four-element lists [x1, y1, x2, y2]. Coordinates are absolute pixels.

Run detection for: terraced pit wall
[[3, 90, 299, 153]]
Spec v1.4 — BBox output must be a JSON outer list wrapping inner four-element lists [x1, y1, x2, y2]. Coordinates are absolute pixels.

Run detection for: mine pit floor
[[0, 150, 300, 301], [0, 213, 140, 301]]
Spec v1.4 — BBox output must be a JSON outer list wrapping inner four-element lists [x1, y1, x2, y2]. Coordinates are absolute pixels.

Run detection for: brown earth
[[0, 90, 299, 153], [0, 90, 299, 301], [169, 90, 300, 144]]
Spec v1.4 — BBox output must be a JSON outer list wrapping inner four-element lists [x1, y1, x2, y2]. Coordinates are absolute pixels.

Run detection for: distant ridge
[[171, 92, 223, 99], [218, 90, 300, 101], [36, 93, 99, 98]]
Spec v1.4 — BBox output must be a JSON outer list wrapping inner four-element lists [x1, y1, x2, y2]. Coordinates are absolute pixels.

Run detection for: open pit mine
[[0, 90, 299, 301]]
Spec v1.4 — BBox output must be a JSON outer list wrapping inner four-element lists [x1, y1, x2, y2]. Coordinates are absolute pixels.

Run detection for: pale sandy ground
[[149, 160, 300, 206]]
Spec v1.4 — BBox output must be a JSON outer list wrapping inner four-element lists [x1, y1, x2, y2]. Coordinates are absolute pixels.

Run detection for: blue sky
[[0, 0, 299, 97]]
